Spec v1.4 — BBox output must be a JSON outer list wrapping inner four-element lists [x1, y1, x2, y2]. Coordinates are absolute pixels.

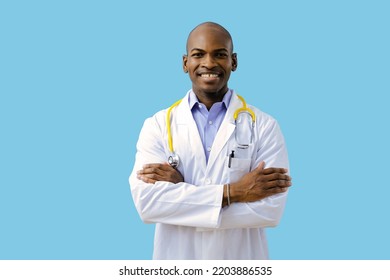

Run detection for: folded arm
[[129, 116, 224, 228]]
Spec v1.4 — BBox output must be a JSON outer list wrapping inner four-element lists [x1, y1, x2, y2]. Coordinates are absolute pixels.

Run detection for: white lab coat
[[129, 90, 289, 259]]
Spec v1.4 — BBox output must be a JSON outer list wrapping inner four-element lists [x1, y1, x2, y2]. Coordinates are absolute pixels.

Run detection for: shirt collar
[[188, 89, 232, 110]]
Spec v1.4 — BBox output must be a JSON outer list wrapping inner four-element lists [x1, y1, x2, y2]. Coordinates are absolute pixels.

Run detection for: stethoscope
[[166, 94, 255, 168]]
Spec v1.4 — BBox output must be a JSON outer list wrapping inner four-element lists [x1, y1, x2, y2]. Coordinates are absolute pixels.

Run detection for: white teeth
[[201, 74, 219, 78]]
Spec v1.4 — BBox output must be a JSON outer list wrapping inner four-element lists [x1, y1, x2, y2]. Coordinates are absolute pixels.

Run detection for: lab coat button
[[205, 179, 211, 184]]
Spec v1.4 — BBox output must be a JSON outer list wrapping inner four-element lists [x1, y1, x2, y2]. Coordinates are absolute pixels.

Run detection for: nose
[[201, 54, 217, 68]]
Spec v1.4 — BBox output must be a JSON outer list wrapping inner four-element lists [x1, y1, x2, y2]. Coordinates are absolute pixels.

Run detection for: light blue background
[[1, 0, 389, 259]]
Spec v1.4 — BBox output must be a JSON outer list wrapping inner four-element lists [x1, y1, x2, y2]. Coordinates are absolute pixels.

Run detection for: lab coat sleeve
[[129, 114, 224, 228], [216, 118, 290, 229]]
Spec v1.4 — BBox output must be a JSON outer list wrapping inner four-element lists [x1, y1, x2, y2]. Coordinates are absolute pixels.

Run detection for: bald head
[[186, 22, 234, 54]]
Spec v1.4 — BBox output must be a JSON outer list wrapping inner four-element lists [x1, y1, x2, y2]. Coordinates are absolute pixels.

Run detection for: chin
[[204, 87, 227, 95], [198, 84, 225, 93]]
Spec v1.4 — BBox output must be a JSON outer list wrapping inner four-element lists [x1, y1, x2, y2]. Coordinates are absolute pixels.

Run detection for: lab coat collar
[[175, 89, 239, 124], [188, 89, 232, 111]]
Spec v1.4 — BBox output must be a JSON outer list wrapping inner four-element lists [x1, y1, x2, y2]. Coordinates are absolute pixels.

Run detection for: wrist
[[222, 184, 231, 207], [229, 182, 242, 203]]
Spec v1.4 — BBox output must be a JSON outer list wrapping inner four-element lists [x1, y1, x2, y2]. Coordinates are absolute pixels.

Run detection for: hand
[[230, 161, 292, 203], [137, 163, 184, 184]]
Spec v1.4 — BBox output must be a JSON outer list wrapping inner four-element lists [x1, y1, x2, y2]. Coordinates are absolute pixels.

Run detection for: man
[[129, 22, 292, 259]]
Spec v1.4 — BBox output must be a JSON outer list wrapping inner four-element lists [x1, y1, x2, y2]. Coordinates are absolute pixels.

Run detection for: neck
[[193, 88, 228, 110]]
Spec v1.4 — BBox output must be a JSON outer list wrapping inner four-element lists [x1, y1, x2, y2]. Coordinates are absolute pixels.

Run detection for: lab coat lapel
[[207, 93, 241, 169], [175, 94, 207, 170]]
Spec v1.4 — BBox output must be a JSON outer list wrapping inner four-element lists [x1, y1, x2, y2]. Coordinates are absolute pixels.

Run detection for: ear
[[231, 53, 238, 71], [182, 55, 188, 73]]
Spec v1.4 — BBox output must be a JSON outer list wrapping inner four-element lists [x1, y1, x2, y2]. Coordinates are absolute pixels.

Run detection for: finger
[[142, 163, 165, 169], [263, 179, 292, 190], [254, 173, 291, 185], [257, 161, 265, 170], [136, 168, 153, 176], [137, 174, 157, 184], [251, 161, 265, 175], [262, 173, 291, 182], [140, 166, 167, 177], [261, 167, 288, 175], [137, 164, 161, 175], [146, 162, 176, 169], [147, 163, 177, 173], [136, 169, 148, 175]]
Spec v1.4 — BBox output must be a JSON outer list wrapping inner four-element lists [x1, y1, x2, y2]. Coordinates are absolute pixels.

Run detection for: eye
[[215, 52, 228, 58], [191, 53, 203, 58]]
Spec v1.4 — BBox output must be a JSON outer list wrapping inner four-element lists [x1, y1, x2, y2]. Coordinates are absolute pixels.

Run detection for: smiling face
[[183, 23, 237, 104]]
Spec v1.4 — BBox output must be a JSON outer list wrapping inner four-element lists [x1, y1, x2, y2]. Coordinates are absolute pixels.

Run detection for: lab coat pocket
[[228, 157, 251, 183]]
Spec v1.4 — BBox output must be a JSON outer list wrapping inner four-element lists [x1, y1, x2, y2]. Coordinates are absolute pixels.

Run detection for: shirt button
[[208, 120, 213, 125], [207, 147, 211, 152], [198, 104, 202, 109]]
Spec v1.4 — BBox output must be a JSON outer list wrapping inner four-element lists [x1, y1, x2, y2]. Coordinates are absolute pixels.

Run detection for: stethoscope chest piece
[[168, 153, 180, 168]]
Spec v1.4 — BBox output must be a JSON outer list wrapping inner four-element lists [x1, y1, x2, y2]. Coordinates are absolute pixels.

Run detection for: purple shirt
[[188, 89, 232, 163]]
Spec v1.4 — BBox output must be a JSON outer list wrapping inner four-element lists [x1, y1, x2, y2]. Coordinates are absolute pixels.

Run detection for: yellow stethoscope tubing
[[167, 99, 182, 153], [234, 95, 256, 122], [166, 94, 255, 154]]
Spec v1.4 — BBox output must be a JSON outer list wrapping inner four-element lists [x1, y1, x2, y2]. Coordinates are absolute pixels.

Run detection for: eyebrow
[[190, 48, 229, 53]]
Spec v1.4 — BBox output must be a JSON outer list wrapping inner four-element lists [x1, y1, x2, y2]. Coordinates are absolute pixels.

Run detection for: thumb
[[257, 161, 265, 170]]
